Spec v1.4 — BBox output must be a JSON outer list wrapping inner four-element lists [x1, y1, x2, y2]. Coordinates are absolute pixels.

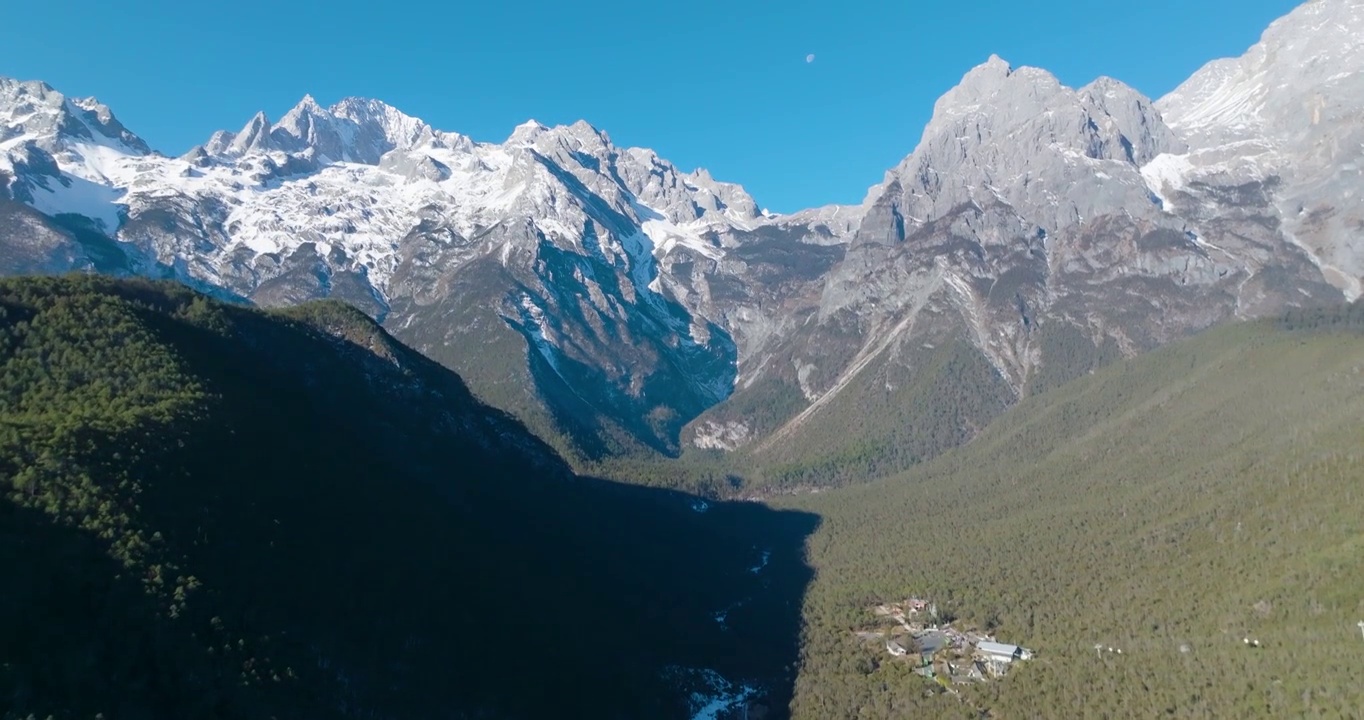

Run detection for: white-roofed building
[[975, 641, 1033, 664]]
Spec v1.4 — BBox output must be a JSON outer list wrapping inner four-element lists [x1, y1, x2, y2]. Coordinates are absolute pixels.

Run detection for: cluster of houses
[[864, 596, 1035, 685]]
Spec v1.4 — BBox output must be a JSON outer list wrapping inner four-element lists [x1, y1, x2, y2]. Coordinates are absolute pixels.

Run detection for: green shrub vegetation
[[744, 338, 1015, 490], [670, 321, 1126, 494], [780, 310, 1364, 717]]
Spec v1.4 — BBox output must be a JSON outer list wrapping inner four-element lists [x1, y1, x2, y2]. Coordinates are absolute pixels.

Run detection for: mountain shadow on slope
[[385, 234, 741, 464], [0, 275, 817, 720]]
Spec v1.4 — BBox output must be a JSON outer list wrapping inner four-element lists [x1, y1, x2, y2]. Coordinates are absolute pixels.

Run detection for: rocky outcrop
[[1154, 0, 1364, 298], [690, 46, 1343, 473]]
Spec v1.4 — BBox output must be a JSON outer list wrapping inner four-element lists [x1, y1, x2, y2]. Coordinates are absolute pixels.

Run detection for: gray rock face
[[1153, 0, 1364, 298], [193, 95, 468, 167], [0, 197, 100, 274], [692, 42, 1343, 467], [0, 0, 1355, 471], [0, 78, 150, 155], [0, 78, 151, 234], [828, 55, 1244, 361], [871, 55, 1186, 239]]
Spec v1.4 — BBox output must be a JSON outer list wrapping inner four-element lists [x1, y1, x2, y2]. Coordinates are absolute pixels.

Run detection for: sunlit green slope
[[785, 307, 1364, 718]]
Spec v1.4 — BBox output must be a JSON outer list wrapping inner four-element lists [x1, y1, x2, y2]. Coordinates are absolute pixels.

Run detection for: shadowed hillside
[[0, 275, 817, 720]]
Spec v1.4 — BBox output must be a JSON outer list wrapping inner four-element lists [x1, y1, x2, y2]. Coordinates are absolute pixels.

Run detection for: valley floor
[[0, 276, 817, 720], [774, 313, 1364, 718], [5, 276, 1364, 720]]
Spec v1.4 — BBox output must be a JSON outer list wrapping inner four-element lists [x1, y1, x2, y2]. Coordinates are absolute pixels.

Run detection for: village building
[[862, 597, 1035, 686], [975, 641, 1034, 677], [975, 641, 1033, 663], [968, 660, 986, 681]]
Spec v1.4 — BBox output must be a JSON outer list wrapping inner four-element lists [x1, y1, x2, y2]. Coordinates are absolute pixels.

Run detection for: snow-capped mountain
[[0, 77, 851, 456], [0, 0, 1358, 473], [0, 78, 150, 233]]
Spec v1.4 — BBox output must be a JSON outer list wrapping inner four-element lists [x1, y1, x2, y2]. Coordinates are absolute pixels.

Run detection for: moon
[[806, 54, 815, 64]]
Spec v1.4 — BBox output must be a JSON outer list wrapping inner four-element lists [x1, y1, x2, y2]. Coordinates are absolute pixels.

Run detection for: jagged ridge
[[0, 0, 1358, 479]]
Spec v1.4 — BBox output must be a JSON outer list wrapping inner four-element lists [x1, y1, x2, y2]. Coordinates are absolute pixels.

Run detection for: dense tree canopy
[[780, 311, 1364, 717], [0, 275, 816, 720], [4, 272, 1361, 719]]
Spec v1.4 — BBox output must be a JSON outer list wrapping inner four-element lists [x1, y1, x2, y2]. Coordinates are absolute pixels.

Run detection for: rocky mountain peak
[[1159, 0, 1364, 143], [239, 112, 275, 154], [921, 55, 1062, 138], [272, 95, 338, 157], [523, 119, 613, 164], [918, 56, 1179, 166], [291, 93, 324, 113], [1153, 0, 1364, 300], [197, 95, 459, 165], [507, 119, 549, 145], [0, 0, 1350, 463], [602, 144, 761, 225], [274, 94, 325, 134], [0, 76, 149, 155], [564, 118, 608, 141], [1078, 76, 1186, 165], [329, 96, 457, 155], [870, 56, 1179, 237]]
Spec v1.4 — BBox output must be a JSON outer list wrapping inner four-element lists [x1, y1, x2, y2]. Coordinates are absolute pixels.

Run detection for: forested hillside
[[0, 275, 816, 720], [6, 275, 1362, 719], [783, 307, 1364, 717]]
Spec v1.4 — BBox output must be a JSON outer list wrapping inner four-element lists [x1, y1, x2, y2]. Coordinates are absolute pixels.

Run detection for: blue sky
[[2, 0, 1301, 212]]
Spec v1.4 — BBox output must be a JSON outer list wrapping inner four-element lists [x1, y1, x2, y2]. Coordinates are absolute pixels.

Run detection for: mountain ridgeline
[[0, 275, 816, 720], [3, 0, 1360, 486], [0, 1, 1362, 716]]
